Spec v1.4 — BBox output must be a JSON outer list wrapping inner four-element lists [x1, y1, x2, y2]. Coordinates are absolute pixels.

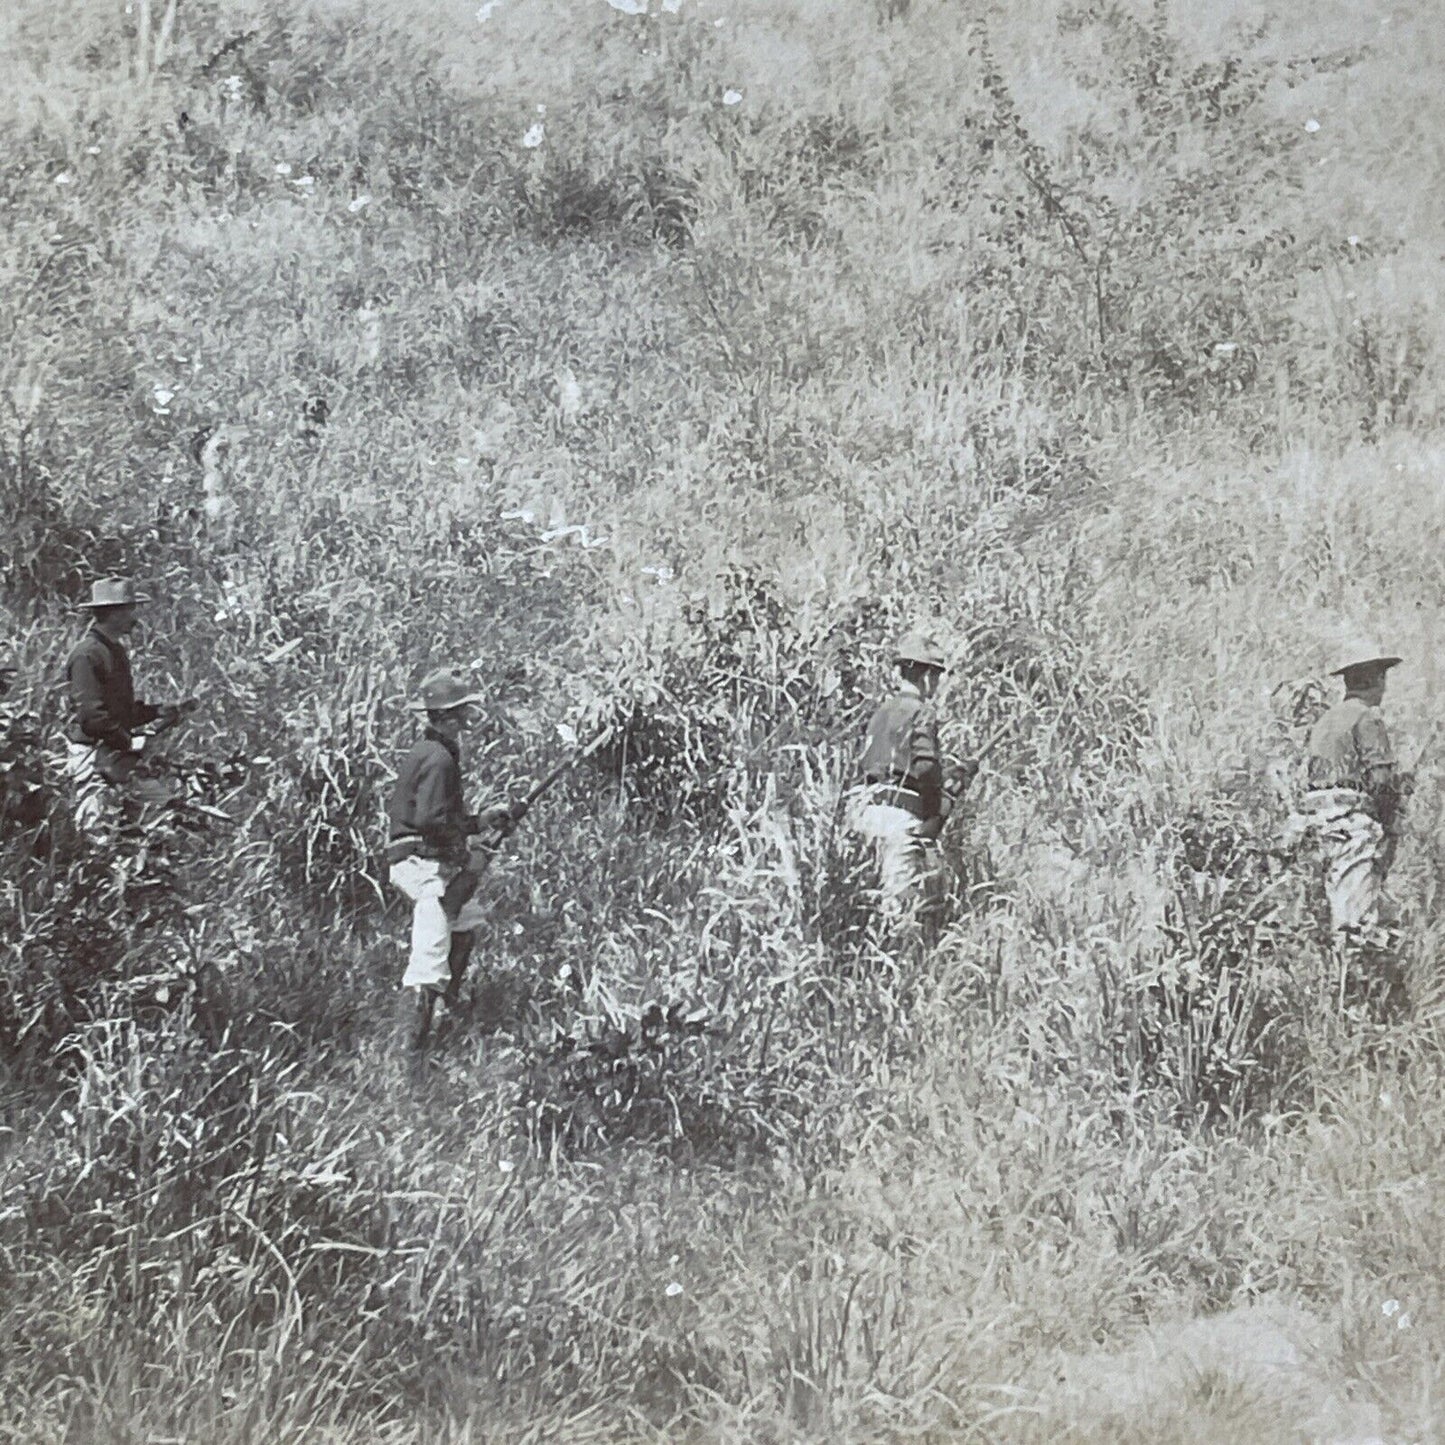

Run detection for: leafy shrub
[[574, 566, 881, 824]]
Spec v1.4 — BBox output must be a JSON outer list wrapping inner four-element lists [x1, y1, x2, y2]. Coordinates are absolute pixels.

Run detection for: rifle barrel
[[972, 718, 1014, 766], [522, 727, 613, 808]]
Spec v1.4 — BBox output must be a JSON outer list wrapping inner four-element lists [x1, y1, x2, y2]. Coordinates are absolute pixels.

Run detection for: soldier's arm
[[908, 704, 945, 815], [1355, 712, 1398, 782], [68, 651, 133, 752], [1355, 713, 1407, 831]]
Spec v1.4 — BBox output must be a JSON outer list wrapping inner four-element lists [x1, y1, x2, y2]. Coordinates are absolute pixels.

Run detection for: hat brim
[[408, 693, 485, 711], [1329, 655, 1401, 676], [895, 654, 948, 671], [78, 594, 151, 609]]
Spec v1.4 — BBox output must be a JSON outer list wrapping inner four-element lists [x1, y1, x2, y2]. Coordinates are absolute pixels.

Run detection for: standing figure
[[64, 578, 199, 833], [1301, 644, 1410, 940], [195, 426, 239, 546], [386, 667, 526, 1062], [855, 630, 972, 935]]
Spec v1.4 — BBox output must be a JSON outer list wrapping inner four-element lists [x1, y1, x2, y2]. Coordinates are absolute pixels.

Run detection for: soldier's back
[[862, 691, 925, 782], [1306, 696, 1368, 787]]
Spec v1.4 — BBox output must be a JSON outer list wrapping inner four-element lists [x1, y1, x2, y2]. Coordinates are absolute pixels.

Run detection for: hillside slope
[[2, 1, 1444, 1440]]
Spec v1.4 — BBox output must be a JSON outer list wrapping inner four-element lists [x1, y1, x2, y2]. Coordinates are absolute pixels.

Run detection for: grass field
[[3, 0, 1445, 1440]]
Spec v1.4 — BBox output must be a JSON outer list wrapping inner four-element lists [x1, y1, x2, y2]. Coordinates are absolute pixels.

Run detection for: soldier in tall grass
[[63, 578, 200, 834], [1299, 644, 1412, 945], [855, 630, 975, 937], [386, 667, 527, 1062]]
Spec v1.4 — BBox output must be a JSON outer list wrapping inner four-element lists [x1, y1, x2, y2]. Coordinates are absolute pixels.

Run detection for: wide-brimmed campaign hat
[[77, 578, 151, 609], [1329, 643, 1402, 677], [407, 667, 485, 712], [894, 629, 948, 672]]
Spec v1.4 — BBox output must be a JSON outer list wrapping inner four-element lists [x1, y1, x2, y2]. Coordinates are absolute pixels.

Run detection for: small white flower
[[152, 386, 175, 407], [1398, 1312, 1412, 1330], [662, 0, 682, 10], [537, 103, 547, 115], [1213, 341, 1238, 355], [641, 563, 675, 582], [498, 1159, 515, 1173], [511, 922, 525, 935], [1304, 118, 1320, 133], [54, 172, 73, 186], [476, 0, 500, 17], [605, 0, 648, 11], [665, 1281, 683, 1297], [294, 175, 315, 189], [347, 195, 371, 213], [274, 161, 293, 175], [85, 145, 101, 155], [1347, 234, 1361, 247], [722, 89, 742, 106], [714, 15, 724, 24], [1382, 1299, 1401, 1317], [522, 123, 546, 149], [1379, 1090, 1392, 1106]]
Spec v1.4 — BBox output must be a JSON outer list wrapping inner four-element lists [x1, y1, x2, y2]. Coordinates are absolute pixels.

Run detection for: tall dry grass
[[2, 0, 1444, 1439]]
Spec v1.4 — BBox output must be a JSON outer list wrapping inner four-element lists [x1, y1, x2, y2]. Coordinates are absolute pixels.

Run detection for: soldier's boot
[[443, 930, 475, 1010], [396, 986, 437, 1068]]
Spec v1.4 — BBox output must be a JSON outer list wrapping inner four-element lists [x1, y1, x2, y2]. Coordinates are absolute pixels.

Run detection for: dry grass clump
[[3, 0, 1445, 1439]]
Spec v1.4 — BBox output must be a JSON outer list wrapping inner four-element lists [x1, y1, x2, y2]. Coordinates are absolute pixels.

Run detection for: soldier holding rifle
[[386, 666, 530, 1062], [64, 578, 201, 834]]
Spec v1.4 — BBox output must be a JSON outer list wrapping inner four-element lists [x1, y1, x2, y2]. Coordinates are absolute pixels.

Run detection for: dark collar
[[88, 625, 125, 658], [424, 725, 461, 763]]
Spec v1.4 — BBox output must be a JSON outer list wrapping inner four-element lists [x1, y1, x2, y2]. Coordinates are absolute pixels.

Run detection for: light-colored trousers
[[64, 741, 118, 835], [1294, 789, 1388, 935], [389, 856, 488, 992], [853, 800, 939, 927]]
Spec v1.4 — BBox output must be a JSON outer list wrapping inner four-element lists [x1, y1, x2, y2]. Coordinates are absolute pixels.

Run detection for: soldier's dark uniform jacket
[[387, 728, 480, 866], [66, 627, 160, 757], [861, 686, 944, 820]]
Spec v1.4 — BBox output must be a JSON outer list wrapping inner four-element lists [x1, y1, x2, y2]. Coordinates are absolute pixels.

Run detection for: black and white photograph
[[1, 0, 1441, 1439]]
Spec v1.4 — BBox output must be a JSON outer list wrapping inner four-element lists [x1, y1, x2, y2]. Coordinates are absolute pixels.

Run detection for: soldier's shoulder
[[399, 733, 444, 767], [904, 693, 939, 731], [884, 689, 926, 716], [868, 691, 911, 724], [65, 630, 104, 668], [1308, 695, 1361, 737], [1352, 706, 1391, 740], [419, 735, 462, 771]]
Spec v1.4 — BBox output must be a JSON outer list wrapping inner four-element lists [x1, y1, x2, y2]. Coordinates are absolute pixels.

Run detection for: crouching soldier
[[386, 667, 527, 1061], [854, 630, 976, 938], [1298, 643, 1411, 945], [64, 578, 200, 835]]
